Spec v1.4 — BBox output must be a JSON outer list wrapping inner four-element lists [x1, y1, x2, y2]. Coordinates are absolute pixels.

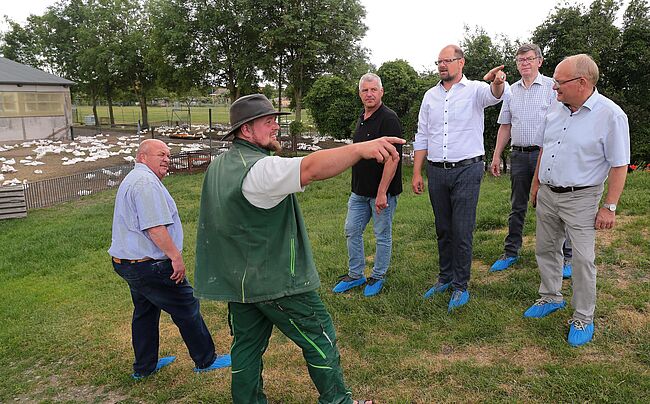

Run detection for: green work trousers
[[228, 290, 352, 404]]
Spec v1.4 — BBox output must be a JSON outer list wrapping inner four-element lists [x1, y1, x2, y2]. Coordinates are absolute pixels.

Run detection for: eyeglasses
[[552, 77, 582, 86], [435, 57, 461, 66], [515, 56, 540, 65]]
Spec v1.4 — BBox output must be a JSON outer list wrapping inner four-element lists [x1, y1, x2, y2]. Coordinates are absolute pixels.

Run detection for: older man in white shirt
[[412, 44, 506, 312], [526, 54, 630, 347]]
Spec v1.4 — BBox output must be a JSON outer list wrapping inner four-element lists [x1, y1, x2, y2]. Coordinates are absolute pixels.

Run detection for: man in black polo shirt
[[333, 73, 403, 297]]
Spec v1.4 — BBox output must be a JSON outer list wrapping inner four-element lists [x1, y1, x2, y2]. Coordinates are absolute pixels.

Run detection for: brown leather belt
[[112, 257, 152, 265], [547, 185, 593, 194]]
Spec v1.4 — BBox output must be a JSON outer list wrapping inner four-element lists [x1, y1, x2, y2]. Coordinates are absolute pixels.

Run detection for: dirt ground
[[0, 132, 219, 184], [0, 130, 359, 185]]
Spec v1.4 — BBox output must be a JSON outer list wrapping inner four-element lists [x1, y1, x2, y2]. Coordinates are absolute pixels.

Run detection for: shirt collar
[[437, 75, 468, 89], [581, 87, 600, 110], [514, 72, 545, 88], [360, 103, 385, 121], [563, 88, 599, 113], [135, 162, 160, 180]]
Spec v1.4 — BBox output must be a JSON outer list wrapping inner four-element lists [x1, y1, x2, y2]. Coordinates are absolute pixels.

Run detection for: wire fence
[[22, 150, 223, 210], [23, 164, 134, 209]]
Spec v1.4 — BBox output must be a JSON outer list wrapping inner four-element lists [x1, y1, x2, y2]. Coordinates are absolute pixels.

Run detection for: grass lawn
[[74, 105, 310, 127], [1, 168, 648, 402]]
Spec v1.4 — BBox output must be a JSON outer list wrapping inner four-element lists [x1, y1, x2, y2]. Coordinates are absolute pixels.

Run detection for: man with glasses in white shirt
[[489, 44, 573, 277], [525, 54, 629, 347], [413, 44, 506, 312]]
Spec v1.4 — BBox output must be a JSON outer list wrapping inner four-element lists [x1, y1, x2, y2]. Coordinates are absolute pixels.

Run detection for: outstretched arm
[[300, 137, 405, 187], [484, 65, 507, 99]]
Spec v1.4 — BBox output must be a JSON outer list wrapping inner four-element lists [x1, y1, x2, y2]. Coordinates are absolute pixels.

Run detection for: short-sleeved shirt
[[414, 76, 503, 162], [497, 73, 556, 147], [242, 156, 305, 209], [351, 103, 403, 197], [108, 163, 183, 260], [538, 89, 630, 187]]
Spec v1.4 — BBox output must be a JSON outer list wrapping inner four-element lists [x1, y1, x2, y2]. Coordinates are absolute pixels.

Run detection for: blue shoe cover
[[333, 276, 366, 293], [568, 320, 594, 347], [194, 354, 231, 372], [424, 281, 451, 298], [132, 355, 176, 380], [490, 255, 519, 272], [448, 290, 470, 312], [523, 299, 566, 318], [364, 278, 384, 297]]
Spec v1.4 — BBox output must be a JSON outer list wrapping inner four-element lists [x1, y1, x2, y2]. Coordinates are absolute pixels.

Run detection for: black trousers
[[113, 259, 216, 375]]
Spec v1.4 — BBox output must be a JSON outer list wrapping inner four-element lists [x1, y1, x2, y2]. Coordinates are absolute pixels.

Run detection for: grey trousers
[[506, 149, 572, 259], [426, 161, 483, 291], [535, 184, 604, 323]]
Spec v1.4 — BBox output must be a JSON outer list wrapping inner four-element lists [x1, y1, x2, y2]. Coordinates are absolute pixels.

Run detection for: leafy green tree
[[532, 0, 621, 93], [402, 70, 440, 141], [303, 75, 360, 139], [149, 0, 261, 104], [460, 26, 515, 164], [615, 0, 650, 162], [259, 0, 367, 122], [377, 59, 418, 133], [0, 18, 42, 67]]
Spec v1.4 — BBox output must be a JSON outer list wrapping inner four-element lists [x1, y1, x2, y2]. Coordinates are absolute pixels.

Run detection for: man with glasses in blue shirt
[[489, 44, 573, 277], [413, 44, 507, 312], [526, 54, 629, 347]]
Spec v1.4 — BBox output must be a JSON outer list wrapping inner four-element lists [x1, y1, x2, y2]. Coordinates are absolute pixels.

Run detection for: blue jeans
[[344, 192, 398, 280], [113, 259, 216, 375]]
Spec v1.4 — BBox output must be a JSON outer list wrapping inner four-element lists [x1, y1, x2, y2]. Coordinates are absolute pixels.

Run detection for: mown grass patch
[[0, 168, 648, 402]]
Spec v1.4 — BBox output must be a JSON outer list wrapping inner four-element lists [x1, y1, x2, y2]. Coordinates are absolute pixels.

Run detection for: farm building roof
[[0, 57, 75, 86]]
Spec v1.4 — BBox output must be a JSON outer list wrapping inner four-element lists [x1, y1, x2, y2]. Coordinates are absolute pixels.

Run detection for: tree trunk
[[139, 93, 148, 129], [92, 94, 99, 129], [294, 85, 302, 123], [106, 87, 115, 127]]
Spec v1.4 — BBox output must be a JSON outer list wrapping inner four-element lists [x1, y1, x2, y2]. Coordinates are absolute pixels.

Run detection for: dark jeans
[[113, 259, 216, 375], [505, 150, 572, 259], [427, 160, 484, 291]]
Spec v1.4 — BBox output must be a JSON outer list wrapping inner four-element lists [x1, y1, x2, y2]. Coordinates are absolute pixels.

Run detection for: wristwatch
[[603, 203, 617, 212]]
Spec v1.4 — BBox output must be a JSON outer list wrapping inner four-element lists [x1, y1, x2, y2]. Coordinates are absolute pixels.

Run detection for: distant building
[[0, 57, 75, 142]]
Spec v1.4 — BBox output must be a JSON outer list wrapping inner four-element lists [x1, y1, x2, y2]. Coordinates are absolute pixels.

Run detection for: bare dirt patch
[[0, 132, 216, 185]]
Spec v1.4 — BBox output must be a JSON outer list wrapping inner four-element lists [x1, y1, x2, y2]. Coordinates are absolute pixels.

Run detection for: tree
[[615, 0, 650, 162], [460, 26, 515, 164], [259, 0, 368, 122], [377, 59, 419, 133], [149, 0, 261, 104], [303, 75, 360, 139], [0, 18, 42, 67], [532, 0, 621, 94]]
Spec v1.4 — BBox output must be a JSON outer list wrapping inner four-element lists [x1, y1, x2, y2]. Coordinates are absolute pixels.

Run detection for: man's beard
[[441, 72, 456, 82], [265, 139, 282, 153]]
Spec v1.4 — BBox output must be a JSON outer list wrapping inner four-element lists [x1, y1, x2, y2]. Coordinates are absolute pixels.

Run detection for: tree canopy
[[1, 0, 649, 161]]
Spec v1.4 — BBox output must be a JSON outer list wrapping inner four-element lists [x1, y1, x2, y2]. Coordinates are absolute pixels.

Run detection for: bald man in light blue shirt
[[526, 55, 629, 348]]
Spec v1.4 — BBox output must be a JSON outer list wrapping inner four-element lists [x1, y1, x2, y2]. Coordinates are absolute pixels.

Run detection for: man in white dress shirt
[[526, 54, 629, 347], [412, 44, 506, 312]]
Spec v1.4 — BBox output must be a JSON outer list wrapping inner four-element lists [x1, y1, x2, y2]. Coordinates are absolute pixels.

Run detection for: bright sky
[[2, 0, 629, 73]]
